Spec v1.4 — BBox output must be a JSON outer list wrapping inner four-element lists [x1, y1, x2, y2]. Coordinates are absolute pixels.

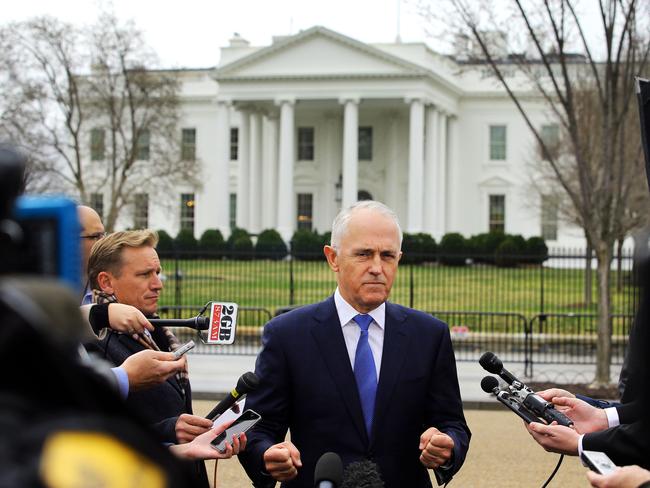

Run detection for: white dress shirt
[[334, 288, 385, 377]]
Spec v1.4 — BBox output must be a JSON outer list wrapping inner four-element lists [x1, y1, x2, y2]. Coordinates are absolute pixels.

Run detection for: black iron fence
[[156, 249, 638, 365]]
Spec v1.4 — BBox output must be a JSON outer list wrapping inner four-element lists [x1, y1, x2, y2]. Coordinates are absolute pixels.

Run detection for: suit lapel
[[371, 302, 410, 443], [310, 297, 369, 444]]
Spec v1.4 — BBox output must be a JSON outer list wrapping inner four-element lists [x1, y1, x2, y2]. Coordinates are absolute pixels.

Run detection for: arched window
[[358, 190, 373, 201]]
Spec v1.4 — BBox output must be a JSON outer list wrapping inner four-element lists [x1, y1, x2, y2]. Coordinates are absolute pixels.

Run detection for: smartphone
[[210, 409, 261, 453], [173, 340, 195, 359], [581, 450, 618, 475]]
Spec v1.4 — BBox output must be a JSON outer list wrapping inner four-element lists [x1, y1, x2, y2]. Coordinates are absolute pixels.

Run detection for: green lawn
[[159, 259, 637, 323]]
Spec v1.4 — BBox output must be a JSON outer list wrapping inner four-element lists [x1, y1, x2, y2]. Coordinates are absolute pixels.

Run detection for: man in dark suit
[[239, 201, 470, 487]]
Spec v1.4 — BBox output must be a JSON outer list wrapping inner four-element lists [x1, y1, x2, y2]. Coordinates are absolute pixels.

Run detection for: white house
[[112, 26, 583, 246]]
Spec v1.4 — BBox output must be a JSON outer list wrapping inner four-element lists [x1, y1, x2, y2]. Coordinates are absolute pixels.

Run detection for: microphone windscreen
[[237, 371, 260, 393], [479, 351, 503, 374], [314, 452, 343, 486], [481, 375, 499, 393]]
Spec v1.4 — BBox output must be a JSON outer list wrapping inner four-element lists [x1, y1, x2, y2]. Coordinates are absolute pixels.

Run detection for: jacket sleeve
[[237, 322, 291, 487], [583, 421, 650, 468]]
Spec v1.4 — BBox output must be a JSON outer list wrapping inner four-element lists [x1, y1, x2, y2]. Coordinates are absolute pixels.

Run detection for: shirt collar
[[334, 288, 385, 330]]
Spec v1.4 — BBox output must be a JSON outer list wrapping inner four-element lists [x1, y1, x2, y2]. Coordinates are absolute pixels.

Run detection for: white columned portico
[[276, 98, 295, 242], [208, 99, 231, 237], [262, 114, 279, 230], [248, 110, 263, 233], [435, 110, 448, 238], [340, 97, 359, 209], [407, 98, 425, 233], [423, 105, 438, 235], [236, 108, 250, 229]]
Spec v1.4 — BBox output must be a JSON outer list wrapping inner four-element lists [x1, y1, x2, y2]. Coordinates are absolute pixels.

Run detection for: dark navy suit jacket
[[239, 296, 470, 487]]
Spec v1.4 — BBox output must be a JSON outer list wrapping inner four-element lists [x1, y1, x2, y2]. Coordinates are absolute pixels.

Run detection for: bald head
[[78, 205, 105, 275]]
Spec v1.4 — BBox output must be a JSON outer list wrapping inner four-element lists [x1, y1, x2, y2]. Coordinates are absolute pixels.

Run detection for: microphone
[[479, 352, 573, 427], [480, 375, 499, 394], [151, 301, 238, 345], [149, 316, 209, 330], [479, 351, 518, 385], [205, 371, 259, 420], [314, 452, 343, 488]]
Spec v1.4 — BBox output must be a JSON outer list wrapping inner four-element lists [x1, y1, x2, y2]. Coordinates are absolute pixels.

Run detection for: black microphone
[[479, 351, 518, 385], [314, 452, 343, 488], [149, 316, 210, 330], [480, 375, 499, 394], [205, 372, 259, 420]]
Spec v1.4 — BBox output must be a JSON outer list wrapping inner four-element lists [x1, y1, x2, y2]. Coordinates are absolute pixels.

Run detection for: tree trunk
[[585, 242, 593, 307], [616, 240, 623, 293], [594, 246, 613, 386]]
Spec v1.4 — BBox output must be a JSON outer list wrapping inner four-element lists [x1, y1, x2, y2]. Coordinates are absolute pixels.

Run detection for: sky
[[4, 0, 433, 68]]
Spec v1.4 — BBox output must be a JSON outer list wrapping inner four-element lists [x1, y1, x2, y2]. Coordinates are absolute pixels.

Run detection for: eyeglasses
[[80, 232, 107, 240]]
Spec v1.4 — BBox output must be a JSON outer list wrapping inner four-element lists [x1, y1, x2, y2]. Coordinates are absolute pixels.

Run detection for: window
[[90, 128, 105, 161], [297, 193, 313, 231], [229, 193, 237, 230], [540, 124, 560, 160], [90, 193, 104, 221], [358, 126, 373, 160], [180, 193, 195, 233], [181, 128, 196, 161], [298, 127, 314, 161], [137, 130, 150, 160], [230, 128, 238, 161], [489, 194, 505, 232], [489, 125, 506, 160], [134, 193, 149, 229], [541, 195, 558, 240]]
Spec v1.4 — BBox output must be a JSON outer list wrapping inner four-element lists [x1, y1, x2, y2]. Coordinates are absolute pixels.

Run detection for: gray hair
[[330, 200, 403, 249]]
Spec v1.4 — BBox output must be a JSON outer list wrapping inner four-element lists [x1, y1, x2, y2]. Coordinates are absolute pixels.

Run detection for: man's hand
[[536, 388, 575, 402], [551, 396, 608, 434], [263, 441, 302, 482], [419, 427, 454, 469], [587, 465, 650, 488], [108, 303, 154, 339], [526, 422, 579, 455], [120, 350, 186, 392], [175, 414, 213, 444]]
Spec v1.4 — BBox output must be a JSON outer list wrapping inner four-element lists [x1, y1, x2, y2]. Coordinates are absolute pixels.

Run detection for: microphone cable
[[540, 454, 563, 488]]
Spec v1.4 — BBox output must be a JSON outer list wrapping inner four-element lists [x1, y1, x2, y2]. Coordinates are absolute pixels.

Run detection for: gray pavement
[[187, 352, 622, 405]]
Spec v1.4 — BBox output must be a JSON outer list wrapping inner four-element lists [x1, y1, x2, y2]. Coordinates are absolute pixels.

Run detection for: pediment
[[216, 26, 425, 79], [478, 176, 513, 188]]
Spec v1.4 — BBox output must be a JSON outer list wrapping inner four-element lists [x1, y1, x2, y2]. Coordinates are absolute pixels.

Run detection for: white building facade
[[116, 26, 583, 246]]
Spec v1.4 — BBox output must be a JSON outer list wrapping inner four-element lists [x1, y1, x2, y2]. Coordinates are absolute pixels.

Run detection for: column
[[204, 99, 231, 237], [446, 115, 458, 232], [407, 98, 425, 233], [423, 105, 438, 235], [276, 98, 295, 242], [248, 110, 263, 233], [436, 110, 448, 238], [235, 108, 250, 230], [340, 97, 359, 209], [262, 113, 279, 229], [384, 113, 400, 211]]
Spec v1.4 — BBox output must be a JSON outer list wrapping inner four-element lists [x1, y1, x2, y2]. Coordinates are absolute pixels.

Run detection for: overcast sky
[[5, 0, 433, 68]]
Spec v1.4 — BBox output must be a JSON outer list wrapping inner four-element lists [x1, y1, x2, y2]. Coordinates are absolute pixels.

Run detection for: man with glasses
[[78, 205, 106, 304]]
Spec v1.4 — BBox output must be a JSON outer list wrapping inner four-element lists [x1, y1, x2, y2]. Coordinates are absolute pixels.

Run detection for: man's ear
[[96, 271, 114, 294], [323, 245, 339, 272]]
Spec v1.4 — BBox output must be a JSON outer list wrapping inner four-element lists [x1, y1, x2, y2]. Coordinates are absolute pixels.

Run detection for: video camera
[[479, 351, 573, 427], [0, 146, 80, 292]]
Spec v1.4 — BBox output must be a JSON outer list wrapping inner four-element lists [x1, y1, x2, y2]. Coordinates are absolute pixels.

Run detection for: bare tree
[[0, 13, 200, 231], [423, 0, 650, 384]]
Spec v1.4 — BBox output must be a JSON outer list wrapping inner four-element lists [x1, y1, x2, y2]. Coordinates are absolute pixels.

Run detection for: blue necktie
[[353, 314, 377, 436]]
